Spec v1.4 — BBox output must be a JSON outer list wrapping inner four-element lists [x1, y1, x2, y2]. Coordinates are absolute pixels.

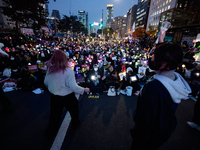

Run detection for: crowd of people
[[0, 34, 155, 95], [0, 33, 200, 149]]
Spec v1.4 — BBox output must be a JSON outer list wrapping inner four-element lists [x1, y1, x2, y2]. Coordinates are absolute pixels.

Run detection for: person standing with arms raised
[[44, 50, 90, 140], [130, 43, 192, 150]]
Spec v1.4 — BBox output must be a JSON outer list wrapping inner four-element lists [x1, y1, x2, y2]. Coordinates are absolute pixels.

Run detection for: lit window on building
[[166, 0, 168, 4], [169, 0, 171, 2], [165, 7, 167, 10], [180, 3, 182, 8], [163, 2, 165, 6], [162, 8, 164, 12], [168, 5, 170, 9]]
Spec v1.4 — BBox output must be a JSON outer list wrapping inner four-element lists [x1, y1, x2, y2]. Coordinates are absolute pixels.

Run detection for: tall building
[[0, 0, 15, 29], [135, 0, 151, 30], [90, 26, 95, 34], [176, 0, 200, 25], [146, 0, 178, 31], [51, 10, 61, 20], [111, 15, 127, 38], [126, 5, 137, 34], [78, 11, 88, 30], [159, 0, 200, 45], [44, 3, 49, 16], [106, 4, 114, 28]]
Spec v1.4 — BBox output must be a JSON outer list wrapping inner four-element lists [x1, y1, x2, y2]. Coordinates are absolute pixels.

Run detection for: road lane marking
[[50, 112, 71, 150]]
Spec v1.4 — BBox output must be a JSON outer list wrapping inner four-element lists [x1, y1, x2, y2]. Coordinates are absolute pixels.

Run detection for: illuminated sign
[[107, 4, 113, 7], [93, 22, 99, 26]]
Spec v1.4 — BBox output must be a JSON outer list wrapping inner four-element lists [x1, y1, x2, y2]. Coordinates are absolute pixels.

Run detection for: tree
[[103, 28, 113, 39], [90, 33, 96, 38], [132, 27, 146, 38], [146, 25, 158, 37], [0, 0, 48, 33], [58, 15, 70, 32], [58, 15, 88, 36]]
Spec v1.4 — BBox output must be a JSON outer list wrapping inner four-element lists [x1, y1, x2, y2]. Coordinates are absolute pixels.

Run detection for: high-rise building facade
[[159, 0, 200, 44], [176, 0, 200, 25], [146, 0, 178, 31], [51, 10, 61, 20], [111, 15, 127, 38], [126, 5, 137, 34], [106, 4, 114, 28], [44, 3, 49, 16], [135, 0, 150, 30], [0, 0, 15, 29], [90, 26, 95, 34], [78, 11, 88, 30]]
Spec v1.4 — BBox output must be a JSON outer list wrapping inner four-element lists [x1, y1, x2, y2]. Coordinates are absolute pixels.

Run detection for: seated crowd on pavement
[[0, 34, 200, 96], [1, 33, 200, 149]]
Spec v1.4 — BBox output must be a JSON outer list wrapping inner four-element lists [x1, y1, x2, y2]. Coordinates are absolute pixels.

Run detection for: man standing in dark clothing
[[0, 86, 12, 112], [130, 43, 191, 150], [0, 43, 12, 112], [187, 92, 200, 131]]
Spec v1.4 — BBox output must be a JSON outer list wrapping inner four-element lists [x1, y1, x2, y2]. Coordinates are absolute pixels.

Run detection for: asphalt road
[[0, 90, 200, 150]]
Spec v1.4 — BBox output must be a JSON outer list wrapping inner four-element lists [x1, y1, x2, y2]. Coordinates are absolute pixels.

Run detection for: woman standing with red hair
[[44, 50, 90, 139]]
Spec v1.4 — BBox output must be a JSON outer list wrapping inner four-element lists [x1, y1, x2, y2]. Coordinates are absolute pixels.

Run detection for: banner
[[20, 28, 34, 35], [41, 26, 52, 33]]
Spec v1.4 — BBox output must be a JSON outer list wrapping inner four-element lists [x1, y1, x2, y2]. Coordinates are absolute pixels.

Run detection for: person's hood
[[0, 43, 4, 48], [0, 43, 9, 57], [154, 72, 191, 104]]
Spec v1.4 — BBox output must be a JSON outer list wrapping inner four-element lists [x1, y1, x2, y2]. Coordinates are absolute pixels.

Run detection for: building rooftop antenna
[[69, 2, 71, 16]]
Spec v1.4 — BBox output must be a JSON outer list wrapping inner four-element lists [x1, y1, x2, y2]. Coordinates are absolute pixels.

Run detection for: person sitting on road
[[85, 64, 103, 95], [120, 67, 141, 95], [102, 65, 120, 94]]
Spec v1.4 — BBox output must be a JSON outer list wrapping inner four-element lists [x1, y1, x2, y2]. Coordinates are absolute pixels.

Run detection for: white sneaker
[[187, 121, 200, 131], [120, 89, 127, 95], [116, 89, 120, 95]]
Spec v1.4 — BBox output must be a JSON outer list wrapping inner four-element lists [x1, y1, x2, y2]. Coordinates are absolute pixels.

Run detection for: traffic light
[[100, 23, 103, 27], [91, 23, 94, 27]]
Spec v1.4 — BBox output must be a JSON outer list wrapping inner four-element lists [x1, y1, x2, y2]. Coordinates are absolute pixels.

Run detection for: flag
[[117, 32, 120, 40], [131, 22, 135, 35]]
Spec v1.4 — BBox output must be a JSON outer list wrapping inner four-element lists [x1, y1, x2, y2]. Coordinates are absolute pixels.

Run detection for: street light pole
[[102, 9, 103, 40]]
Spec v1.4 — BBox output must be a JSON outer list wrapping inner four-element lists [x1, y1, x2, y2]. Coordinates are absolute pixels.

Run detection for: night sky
[[48, 0, 138, 26]]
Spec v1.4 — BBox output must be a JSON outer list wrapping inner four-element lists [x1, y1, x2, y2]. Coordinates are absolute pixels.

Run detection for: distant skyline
[[48, 0, 138, 26]]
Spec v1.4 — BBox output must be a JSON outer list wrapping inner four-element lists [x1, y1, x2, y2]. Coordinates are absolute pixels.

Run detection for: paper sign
[[134, 91, 140, 96], [138, 67, 146, 75], [3, 81, 17, 87], [119, 72, 126, 81], [28, 65, 38, 71], [68, 61, 75, 68]]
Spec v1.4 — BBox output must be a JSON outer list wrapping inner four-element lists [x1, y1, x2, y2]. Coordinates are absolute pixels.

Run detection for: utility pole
[[130, 0, 134, 36], [102, 9, 103, 40], [69, 3, 71, 16]]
